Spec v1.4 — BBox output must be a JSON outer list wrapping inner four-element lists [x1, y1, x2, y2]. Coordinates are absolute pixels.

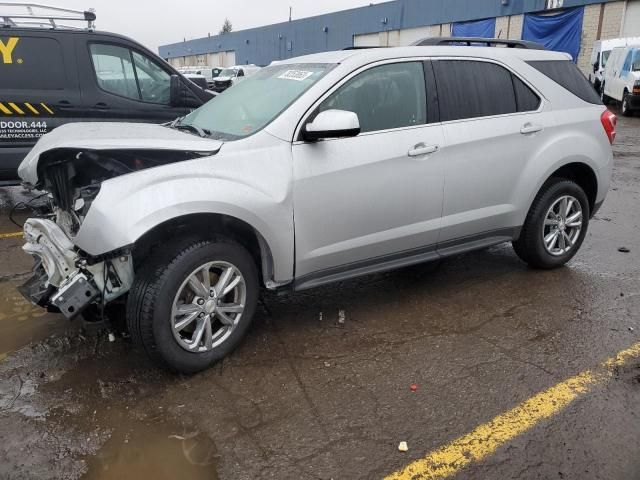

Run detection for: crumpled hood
[[18, 122, 223, 185]]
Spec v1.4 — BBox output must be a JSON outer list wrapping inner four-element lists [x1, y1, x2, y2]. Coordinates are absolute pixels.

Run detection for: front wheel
[[126, 237, 259, 373], [600, 85, 610, 105], [513, 179, 590, 269]]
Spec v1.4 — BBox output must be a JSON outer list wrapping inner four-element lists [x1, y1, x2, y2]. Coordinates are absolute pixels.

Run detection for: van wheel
[[600, 85, 609, 105], [513, 179, 589, 269], [126, 237, 259, 374], [621, 91, 632, 116]]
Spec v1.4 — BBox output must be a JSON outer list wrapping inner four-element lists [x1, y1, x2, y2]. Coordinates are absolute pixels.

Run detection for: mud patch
[[83, 417, 219, 480], [0, 280, 76, 357]]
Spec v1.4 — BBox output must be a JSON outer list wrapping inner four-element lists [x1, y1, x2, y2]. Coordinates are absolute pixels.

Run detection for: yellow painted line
[[0, 231, 23, 239], [0, 102, 12, 115], [8, 102, 24, 115], [40, 103, 54, 115], [385, 342, 640, 480], [24, 102, 39, 115]]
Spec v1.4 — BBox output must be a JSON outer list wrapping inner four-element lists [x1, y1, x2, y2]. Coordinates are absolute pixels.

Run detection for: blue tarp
[[451, 18, 496, 38], [522, 7, 584, 63]]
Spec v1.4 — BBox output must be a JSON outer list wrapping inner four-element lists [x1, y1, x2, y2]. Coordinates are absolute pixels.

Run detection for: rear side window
[[527, 60, 601, 104], [0, 36, 65, 90], [512, 75, 541, 112], [433, 60, 538, 122]]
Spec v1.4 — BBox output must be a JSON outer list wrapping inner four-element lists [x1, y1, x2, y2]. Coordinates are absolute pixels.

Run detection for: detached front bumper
[[19, 217, 134, 319]]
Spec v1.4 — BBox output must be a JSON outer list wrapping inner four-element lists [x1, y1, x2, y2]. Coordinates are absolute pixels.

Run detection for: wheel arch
[[132, 213, 278, 288], [545, 162, 598, 216]]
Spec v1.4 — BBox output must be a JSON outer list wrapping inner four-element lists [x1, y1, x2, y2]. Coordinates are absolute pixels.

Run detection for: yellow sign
[[0, 37, 19, 64]]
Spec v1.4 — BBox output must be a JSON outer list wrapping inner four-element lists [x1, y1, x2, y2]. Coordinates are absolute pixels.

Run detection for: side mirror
[[593, 61, 599, 73], [170, 75, 186, 107], [302, 109, 360, 141]]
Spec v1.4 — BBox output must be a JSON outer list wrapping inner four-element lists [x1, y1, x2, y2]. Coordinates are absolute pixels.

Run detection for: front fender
[[74, 155, 294, 282]]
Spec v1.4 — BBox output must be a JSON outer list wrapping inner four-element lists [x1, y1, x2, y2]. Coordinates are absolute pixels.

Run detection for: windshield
[[633, 49, 640, 72], [219, 68, 238, 77], [180, 63, 334, 140]]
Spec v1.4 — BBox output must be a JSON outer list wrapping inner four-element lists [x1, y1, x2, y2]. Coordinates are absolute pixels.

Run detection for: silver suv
[[17, 45, 616, 373]]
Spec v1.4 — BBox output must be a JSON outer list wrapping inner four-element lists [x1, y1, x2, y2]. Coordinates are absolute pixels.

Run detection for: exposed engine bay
[[19, 147, 210, 319]]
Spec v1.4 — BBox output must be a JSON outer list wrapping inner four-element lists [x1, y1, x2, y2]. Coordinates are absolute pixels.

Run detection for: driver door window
[[132, 51, 171, 103], [318, 62, 427, 133], [90, 44, 139, 99], [90, 44, 171, 104]]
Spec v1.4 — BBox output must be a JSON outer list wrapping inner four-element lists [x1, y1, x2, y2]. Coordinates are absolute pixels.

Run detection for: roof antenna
[[289, 6, 292, 21]]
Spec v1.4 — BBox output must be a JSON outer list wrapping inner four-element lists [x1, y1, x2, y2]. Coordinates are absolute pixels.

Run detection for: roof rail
[[411, 37, 546, 49], [342, 46, 388, 50], [0, 2, 96, 30]]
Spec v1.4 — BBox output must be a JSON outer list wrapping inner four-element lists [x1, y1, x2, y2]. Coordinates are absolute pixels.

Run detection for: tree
[[220, 18, 233, 35]]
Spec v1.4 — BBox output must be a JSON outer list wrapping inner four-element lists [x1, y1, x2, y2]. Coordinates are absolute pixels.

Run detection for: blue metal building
[[158, 0, 632, 67]]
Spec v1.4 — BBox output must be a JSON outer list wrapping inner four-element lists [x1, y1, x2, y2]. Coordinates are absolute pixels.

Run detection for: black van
[[0, 19, 213, 183]]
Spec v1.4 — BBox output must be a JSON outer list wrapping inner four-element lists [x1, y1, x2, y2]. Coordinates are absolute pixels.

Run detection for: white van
[[211, 65, 261, 93], [601, 45, 640, 116], [589, 37, 640, 91]]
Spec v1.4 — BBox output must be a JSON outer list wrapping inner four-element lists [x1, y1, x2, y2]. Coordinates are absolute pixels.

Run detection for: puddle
[[82, 417, 219, 480], [0, 280, 75, 357]]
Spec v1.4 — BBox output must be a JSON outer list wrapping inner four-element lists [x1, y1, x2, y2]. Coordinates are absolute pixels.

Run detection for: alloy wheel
[[542, 195, 583, 256], [171, 261, 246, 352]]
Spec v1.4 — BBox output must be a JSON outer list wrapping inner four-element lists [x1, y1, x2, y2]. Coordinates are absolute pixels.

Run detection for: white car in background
[[589, 37, 640, 92], [211, 65, 261, 93], [601, 45, 640, 116]]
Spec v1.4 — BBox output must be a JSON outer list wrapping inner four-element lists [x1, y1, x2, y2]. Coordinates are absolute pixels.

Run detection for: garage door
[[623, 0, 640, 36], [353, 32, 380, 47]]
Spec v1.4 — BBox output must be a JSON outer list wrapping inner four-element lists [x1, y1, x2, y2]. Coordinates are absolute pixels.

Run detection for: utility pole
[[289, 6, 292, 21]]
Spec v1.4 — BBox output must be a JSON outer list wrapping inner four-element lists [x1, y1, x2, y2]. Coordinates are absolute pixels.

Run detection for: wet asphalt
[[0, 110, 638, 480]]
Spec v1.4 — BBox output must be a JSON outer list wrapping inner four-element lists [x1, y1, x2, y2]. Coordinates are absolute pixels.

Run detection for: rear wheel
[[513, 179, 589, 269], [126, 237, 259, 373], [621, 91, 632, 116]]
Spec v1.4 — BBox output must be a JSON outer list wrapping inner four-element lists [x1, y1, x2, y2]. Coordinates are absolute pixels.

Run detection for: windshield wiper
[[168, 117, 211, 138]]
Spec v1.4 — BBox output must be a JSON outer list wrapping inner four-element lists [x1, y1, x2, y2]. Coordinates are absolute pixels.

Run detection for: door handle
[[408, 143, 439, 157], [93, 102, 110, 110], [520, 124, 543, 135], [57, 100, 74, 110]]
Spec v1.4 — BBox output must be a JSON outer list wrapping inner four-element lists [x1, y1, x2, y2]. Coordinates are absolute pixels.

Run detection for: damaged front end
[[18, 147, 209, 318], [19, 217, 133, 318]]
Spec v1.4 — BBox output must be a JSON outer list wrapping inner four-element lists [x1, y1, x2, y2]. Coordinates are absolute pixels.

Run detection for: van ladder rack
[[0, 2, 96, 30]]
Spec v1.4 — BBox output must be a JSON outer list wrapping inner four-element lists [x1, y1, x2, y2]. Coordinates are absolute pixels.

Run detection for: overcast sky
[[16, 0, 374, 52]]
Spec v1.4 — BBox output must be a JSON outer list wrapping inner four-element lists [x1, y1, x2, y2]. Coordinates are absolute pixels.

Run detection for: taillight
[[633, 80, 640, 95], [601, 109, 617, 145]]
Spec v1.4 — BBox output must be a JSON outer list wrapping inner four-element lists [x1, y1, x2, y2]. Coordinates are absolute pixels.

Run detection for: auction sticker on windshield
[[278, 70, 315, 81]]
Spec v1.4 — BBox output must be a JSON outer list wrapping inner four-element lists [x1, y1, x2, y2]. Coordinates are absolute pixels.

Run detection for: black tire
[[600, 84, 610, 105], [513, 179, 590, 269], [621, 91, 632, 117], [126, 237, 259, 373]]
